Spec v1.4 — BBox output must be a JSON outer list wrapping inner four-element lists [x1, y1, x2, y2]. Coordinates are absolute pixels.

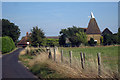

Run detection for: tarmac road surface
[[2, 48, 39, 80]]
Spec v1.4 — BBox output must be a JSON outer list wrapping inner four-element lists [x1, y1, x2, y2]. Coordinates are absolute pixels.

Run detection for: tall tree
[[2, 19, 20, 42], [30, 26, 45, 47], [103, 34, 113, 45], [59, 26, 87, 47], [74, 31, 87, 47], [0, 19, 2, 37], [59, 29, 67, 46], [118, 27, 120, 44]]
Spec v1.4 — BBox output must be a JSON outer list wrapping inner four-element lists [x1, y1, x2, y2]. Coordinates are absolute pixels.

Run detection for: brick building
[[85, 12, 101, 44], [17, 32, 31, 47]]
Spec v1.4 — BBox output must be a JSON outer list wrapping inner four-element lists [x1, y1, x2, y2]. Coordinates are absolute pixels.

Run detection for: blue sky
[[2, 2, 118, 40]]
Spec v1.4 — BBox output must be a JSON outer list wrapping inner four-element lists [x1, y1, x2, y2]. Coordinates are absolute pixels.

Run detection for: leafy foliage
[[102, 27, 119, 45], [41, 38, 59, 47], [103, 34, 113, 45], [0, 37, 1, 51], [30, 26, 45, 47], [59, 29, 67, 47], [2, 19, 21, 42], [71, 31, 87, 47], [102, 33, 118, 45], [100, 36, 103, 44], [118, 27, 120, 44], [2, 36, 16, 53], [0, 19, 1, 37], [88, 38, 96, 46], [112, 34, 118, 44], [59, 26, 87, 47]]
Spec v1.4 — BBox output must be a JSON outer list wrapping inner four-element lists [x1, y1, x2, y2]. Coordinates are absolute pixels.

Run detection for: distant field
[[58, 46, 119, 70]]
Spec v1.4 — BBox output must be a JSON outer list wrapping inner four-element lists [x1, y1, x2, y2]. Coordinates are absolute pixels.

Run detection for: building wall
[[87, 34, 101, 44]]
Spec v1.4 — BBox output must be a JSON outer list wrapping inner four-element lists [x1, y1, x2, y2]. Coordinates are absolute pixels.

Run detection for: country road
[[2, 48, 39, 79]]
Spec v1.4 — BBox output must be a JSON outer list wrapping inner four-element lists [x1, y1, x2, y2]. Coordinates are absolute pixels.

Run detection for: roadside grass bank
[[19, 46, 119, 79], [2, 48, 18, 55], [19, 47, 66, 78]]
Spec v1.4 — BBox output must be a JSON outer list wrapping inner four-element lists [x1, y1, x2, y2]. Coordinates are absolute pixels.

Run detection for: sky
[[1, 0, 120, 2], [2, 2, 118, 40]]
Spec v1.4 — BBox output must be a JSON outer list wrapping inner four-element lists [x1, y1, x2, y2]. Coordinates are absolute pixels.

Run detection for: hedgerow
[[2, 36, 16, 53]]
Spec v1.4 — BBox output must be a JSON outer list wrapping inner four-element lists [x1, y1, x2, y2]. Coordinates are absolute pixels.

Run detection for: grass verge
[[19, 47, 65, 78], [2, 47, 18, 55]]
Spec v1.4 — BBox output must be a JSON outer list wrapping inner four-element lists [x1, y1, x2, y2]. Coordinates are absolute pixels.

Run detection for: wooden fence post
[[69, 51, 72, 67], [61, 50, 63, 62], [97, 53, 101, 76], [83, 52, 85, 64], [48, 49, 52, 59], [46, 47, 50, 53], [54, 48, 56, 61], [80, 52, 84, 69]]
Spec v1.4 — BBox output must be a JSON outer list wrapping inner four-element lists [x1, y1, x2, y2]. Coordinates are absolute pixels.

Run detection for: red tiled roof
[[17, 36, 28, 45], [17, 32, 31, 45]]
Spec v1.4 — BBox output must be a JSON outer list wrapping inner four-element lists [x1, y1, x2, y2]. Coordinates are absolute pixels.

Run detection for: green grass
[[30, 63, 65, 78], [19, 49, 65, 78], [59, 46, 118, 70], [19, 54, 34, 67], [2, 48, 18, 55], [19, 46, 119, 78]]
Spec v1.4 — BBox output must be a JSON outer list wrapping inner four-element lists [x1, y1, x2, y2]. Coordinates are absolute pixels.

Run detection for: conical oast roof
[[86, 18, 101, 34]]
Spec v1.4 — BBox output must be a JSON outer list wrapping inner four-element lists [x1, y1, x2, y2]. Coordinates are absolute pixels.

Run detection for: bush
[[2, 36, 16, 53], [0, 38, 1, 51], [103, 34, 113, 45], [30, 26, 45, 47], [41, 38, 59, 47], [88, 38, 96, 46]]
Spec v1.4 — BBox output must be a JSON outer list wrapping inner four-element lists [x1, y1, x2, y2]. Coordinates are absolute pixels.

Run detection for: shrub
[[2, 36, 16, 53], [88, 38, 96, 46], [41, 38, 59, 47], [0, 37, 1, 51]]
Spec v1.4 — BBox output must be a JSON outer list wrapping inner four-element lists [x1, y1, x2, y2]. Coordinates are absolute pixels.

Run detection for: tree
[[88, 38, 95, 46], [59, 26, 87, 47], [103, 34, 113, 45], [59, 29, 67, 46], [41, 38, 59, 47], [100, 36, 103, 45], [75, 32, 87, 47], [112, 34, 118, 44], [118, 27, 120, 44], [102, 28, 119, 45], [2, 19, 21, 42], [68, 31, 87, 47], [30, 26, 45, 47], [41, 38, 47, 46], [0, 19, 2, 37]]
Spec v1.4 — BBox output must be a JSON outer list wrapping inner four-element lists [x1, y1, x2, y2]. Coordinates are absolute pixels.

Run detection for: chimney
[[26, 32, 29, 36]]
